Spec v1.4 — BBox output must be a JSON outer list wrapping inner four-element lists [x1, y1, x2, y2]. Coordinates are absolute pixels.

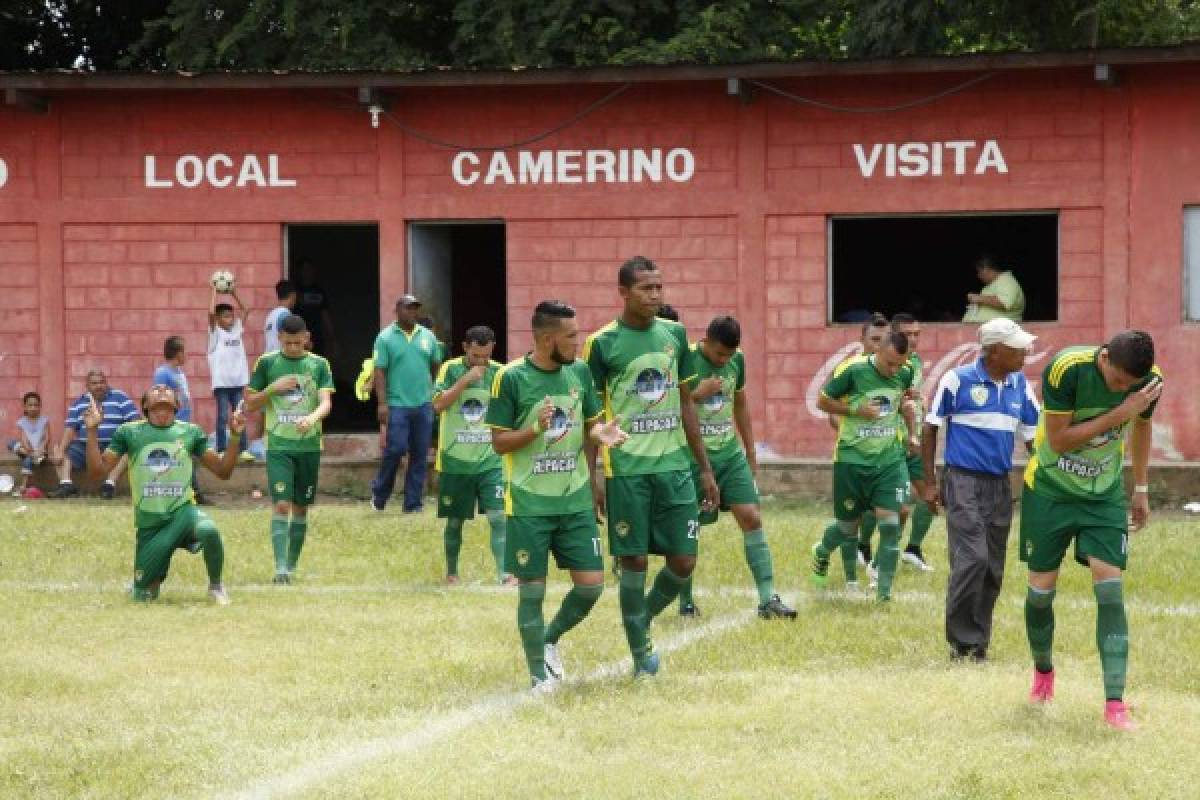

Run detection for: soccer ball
[[210, 270, 236, 292]]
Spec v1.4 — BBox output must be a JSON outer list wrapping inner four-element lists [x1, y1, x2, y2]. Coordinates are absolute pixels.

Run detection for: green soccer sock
[[618, 568, 652, 661], [486, 510, 507, 581], [838, 539, 859, 581], [646, 565, 688, 620], [743, 529, 775, 605], [517, 582, 548, 682], [545, 583, 603, 644], [194, 519, 224, 585], [1094, 579, 1129, 701], [443, 518, 464, 577], [286, 518, 307, 572], [815, 522, 845, 562], [679, 574, 695, 608], [859, 511, 878, 546], [269, 514, 289, 575], [1025, 586, 1056, 673], [875, 523, 901, 600], [907, 500, 934, 549]]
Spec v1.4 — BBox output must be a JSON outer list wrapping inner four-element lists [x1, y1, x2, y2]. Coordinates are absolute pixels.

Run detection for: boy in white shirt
[[207, 285, 251, 456], [264, 279, 297, 354]]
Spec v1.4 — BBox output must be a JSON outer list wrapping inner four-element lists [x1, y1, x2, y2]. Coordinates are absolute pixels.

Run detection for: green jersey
[[107, 420, 207, 528], [373, 323, 441, 408], [1024, 346, 1162, 502], [485, 356, 603, 517], [692, 343, 747, 463], [963, 270, 1025, 322], [434, 357, 503, 475], [583, 318, 697, 477], [248, 351, 335, 453], [821, 355, 915, 466]]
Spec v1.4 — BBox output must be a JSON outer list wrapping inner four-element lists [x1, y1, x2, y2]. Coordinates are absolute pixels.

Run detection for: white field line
[[4, 578, 1198, 618], [221, 612, 750, 800]]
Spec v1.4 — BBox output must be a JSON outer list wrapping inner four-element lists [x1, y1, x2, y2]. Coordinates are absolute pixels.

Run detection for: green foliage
[[1, 0, 1198, 71]]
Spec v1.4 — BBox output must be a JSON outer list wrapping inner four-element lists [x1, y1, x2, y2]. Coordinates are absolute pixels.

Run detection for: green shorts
[[903, 454, 927, 505], [832, 459, 910, 521], [505, 510, 604, 579], [1019, 487, 1129, 571], [437, 469, 504, 519], [134, 504, 210, 590], [693, 455, 759, 526], [606, 471, 699, 557], [267, 450, 321, 506]]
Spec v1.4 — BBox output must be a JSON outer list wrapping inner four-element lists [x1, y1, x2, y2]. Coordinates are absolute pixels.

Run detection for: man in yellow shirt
[[963, 255, 1025, 322]]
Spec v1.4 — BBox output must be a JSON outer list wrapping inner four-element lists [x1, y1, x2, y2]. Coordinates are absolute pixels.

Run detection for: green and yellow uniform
[[691, 345, 757, 525], [434, 357, 504, 520], [107, 420, 222, 597], [248, 351, 335, 505], [485, 356, 604, 579], [583, 318, 700, 557], [821, 355, 916, 520], [374, 322, 442, 408], [963, 270, 1025, 322], [901, 352, 925, 486], [1020, 347, 1163, 572]]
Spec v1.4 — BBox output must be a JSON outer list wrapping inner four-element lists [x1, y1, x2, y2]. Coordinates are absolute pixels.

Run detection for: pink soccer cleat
[[1104, 700, 1136, 731], [1029, 669, 1055, 704]]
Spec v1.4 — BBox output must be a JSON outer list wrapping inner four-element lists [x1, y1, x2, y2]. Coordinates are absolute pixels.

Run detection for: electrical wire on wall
[[746, 72, 998, 114]]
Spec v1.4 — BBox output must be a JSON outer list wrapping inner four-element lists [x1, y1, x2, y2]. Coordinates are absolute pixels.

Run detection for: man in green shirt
[[1020, 331, 1162, 731], [673, 315, 795, 619], [963, 254, 1025, 322], [890, 313, 937, 573], [245, 314, 335, 584], [83, 384, 244, 604], [486, 300, 628, 692], [815, 332, 919, 602], [371, 294, 443, 513], [583, 256, 720, 677], [433, 325, 510, 585]]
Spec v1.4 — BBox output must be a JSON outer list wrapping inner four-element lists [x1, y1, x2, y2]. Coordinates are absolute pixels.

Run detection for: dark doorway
[[285, 223, 380, 432], [408, 222, 507, 363], [829, 213, 1058, 323]]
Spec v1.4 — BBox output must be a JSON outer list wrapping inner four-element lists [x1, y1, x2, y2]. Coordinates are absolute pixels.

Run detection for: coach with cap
[[370, 294, 443, 512], [922, 318, 1041, 661]]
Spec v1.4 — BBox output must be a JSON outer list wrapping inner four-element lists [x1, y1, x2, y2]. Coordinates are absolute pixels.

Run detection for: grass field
[[1, 498, 1198, 799]]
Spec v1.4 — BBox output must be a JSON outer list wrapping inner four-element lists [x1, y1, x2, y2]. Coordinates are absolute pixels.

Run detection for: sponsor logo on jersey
[[544, 407, 572, 444], [969, 385, 989, 407], [630, 368, 670, 406], [532, 453, 577, 475], [461, 397, 487, 424], [869, 395, 894, 415], [144, 447, 181, 475], [703, 391, 727, 414]]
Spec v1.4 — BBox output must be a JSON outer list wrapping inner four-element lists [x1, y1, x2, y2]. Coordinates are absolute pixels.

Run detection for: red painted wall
[[0, 64, 1193, 460]]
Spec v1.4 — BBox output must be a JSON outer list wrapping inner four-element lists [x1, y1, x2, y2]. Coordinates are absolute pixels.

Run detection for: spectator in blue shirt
[[152, 336, 208, 504], [922, 318, 1041, 661], [53, 370, 139, 499]]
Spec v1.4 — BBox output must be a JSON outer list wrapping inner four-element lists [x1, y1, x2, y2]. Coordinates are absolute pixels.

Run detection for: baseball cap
[[978, 318, 1036, 350], [397, 294, 422, 308]]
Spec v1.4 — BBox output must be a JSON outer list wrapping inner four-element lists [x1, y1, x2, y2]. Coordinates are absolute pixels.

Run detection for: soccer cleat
[[844, 580, 860, 594], [530, 675, 560, 695], [867, 560, 879, 590], [678, 602, 700, 618], [51, 482, 79, 499], [272, 573, 291, 585], [758, 594, 798, 620], [633, 651, 661, 678], [501, 574, 519, 587], [1104, 700, 1136, 731], [902, 546, 934, 571], [238, 451, 256, 463], [544, 642, 565, 681], [208, 585, 231, 606], [1029, 668, 1055, 704], [810, 543, 831, 588], [971, 646, 988, 664], [100, 481, 115, 500], [856, 550, 867, 569], [858, 541, 872, 565], [370, 495, 386, 512]]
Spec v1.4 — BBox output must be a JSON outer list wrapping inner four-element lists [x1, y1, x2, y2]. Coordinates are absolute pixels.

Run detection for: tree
[[0, 0, 169, 70]]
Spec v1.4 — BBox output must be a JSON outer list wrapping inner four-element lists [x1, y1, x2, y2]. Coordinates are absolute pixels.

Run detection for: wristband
[[1133, 484, 1149, 494], [533, 418, 547, 434]]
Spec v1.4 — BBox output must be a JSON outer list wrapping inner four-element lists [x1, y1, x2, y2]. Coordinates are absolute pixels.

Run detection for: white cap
[[978, 318, 1036, 350]]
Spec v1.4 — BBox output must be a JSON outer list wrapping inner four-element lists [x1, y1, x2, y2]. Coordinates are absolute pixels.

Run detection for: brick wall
[[61, 223, 281, 430], [0, 224, 40, 434]]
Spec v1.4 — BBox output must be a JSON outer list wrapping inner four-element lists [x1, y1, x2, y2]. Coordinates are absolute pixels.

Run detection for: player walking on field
[[814, 331, 919, 602], [244, 314, 334, 584], [583, 256, 720, 677], [84, 385, 244, 604], [486, 301, 628, 691], [890, 313, 937, 573], [1020, 331, 1162, 730], [671, 315, 795, 619], [433, 325, 511, 584]]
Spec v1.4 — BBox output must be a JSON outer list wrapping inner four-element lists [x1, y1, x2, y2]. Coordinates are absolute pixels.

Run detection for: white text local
[[852, 139, 1008, 178], [452, 148, 695, 186], [144, 154, 297, 188]]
